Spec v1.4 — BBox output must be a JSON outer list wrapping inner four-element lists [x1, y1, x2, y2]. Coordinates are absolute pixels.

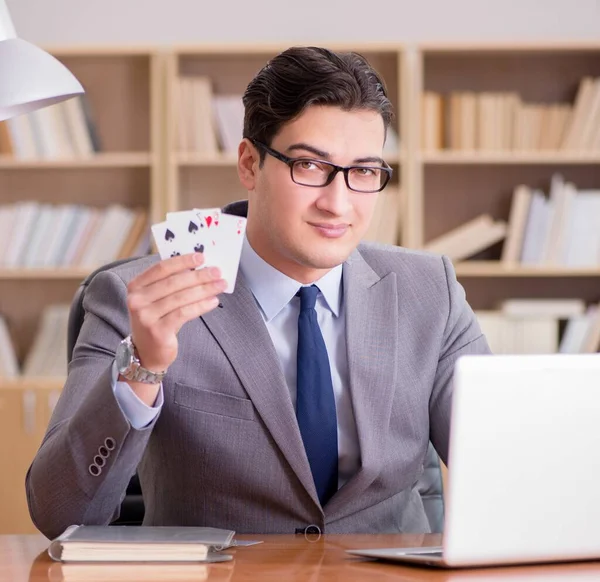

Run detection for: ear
[[237, 138, 260, 191]]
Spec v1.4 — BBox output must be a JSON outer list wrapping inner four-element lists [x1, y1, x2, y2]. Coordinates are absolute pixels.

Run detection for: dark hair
[[242, 46, 394, 158]]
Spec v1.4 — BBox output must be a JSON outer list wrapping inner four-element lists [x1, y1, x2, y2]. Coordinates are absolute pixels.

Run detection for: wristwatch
[[115, 335, 167, 384]]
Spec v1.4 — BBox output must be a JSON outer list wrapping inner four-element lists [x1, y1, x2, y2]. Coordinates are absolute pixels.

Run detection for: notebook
[[48, 525, 236, 563]]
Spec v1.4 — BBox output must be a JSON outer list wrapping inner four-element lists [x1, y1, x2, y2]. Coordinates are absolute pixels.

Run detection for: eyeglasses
[[251, 140, 393, 193]]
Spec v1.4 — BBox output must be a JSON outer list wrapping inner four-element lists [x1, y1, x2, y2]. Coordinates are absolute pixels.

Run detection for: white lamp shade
[[0, 0, 84, 121]]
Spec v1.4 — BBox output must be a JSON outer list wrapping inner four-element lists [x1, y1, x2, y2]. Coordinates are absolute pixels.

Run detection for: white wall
[[6, 0, 600, 46]]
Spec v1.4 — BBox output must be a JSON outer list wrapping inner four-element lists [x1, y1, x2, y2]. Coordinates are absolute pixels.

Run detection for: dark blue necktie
[[296, 285, 338, 506]]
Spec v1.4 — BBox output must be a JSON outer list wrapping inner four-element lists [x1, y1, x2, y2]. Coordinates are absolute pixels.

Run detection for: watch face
[[116, 339, 134, 371]]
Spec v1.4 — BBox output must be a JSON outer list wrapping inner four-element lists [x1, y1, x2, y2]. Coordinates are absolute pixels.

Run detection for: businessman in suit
[[26, 46, 490, 540]]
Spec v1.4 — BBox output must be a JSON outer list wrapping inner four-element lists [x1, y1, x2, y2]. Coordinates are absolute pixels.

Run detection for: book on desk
[[48, 525, 236, 563]]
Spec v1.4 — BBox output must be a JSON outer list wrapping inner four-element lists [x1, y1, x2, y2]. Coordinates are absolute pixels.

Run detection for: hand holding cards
[[151, 208, 247, 293]]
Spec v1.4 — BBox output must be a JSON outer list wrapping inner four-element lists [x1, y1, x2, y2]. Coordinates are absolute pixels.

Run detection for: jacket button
[[105, 437, 116, 451], [295, 525, 322, 535], [88, 463, 102, 477]]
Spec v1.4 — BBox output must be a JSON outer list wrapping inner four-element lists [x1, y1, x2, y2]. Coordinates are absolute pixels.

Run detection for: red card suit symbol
[[206, 216, 212, 228]]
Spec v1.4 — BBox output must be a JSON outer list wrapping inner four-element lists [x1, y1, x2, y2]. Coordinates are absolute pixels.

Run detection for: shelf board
[[0, 378, 65, 390], [175, 153, 239, 167], [420, 151, 600, 165], [0, 268, 92, 280], [454, 262, 600, 277], [175, 152, 404, 167], [0, 152, 154, 169]]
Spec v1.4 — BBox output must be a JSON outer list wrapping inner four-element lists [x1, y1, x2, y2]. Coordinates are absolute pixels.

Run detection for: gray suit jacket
[[26, 243, 490, 540]]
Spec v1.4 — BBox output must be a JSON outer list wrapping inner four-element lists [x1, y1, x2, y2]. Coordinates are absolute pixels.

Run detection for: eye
[[354, 167, 377, 176], [299, 160, 319, 171]]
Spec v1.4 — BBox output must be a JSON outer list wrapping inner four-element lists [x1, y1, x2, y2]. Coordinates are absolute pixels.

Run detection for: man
[[26, 47, 490, 540]]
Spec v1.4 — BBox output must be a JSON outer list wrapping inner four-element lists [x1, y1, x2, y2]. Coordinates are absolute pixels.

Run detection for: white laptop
[[347, 354, 600, 568]]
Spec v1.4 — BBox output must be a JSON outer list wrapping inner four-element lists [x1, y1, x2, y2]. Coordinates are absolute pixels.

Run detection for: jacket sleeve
[[429, 255, 491, 465], [26, 269, 160, 540]]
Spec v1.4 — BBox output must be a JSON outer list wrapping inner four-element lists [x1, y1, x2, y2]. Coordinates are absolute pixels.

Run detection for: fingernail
[[193, 253, 203, 265], [209, 267, 221, 278]]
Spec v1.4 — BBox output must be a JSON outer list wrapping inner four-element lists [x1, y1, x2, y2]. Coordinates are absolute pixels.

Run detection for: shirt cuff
[[111, 360, 164, 430]]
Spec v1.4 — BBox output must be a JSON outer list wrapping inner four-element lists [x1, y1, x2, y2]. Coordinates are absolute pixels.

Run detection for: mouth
[[308, 222, 349, 239]]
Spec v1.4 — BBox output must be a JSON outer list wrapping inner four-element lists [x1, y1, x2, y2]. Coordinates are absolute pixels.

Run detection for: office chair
[[67, 256, 445, 532]]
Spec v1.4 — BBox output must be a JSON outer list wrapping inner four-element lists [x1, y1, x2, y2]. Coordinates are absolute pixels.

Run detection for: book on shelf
[[501, 174, 600, 268], [0, 95, 100, 159], [175, 75, 401, 157], [0, 315, 19, 378], [423, 214, 507, 261], [0, 203, 150, 269], [477, 299, 600, 355], [476, 311, 559, 354], [21, 304, 70, 378], [560, 306, 600, 354], [421, 76, 600, 152], [362, 186, 401, 246], [499, 298, 586, 318], [176, 76, 242, 155]]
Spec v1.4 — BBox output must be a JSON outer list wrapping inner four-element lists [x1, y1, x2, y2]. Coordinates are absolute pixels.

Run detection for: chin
[[296, 244, 353, 270]]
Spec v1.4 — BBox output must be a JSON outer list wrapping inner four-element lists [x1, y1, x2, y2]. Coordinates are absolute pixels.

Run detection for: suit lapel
[[325, 249, 399, 519], [201, 273, 320, 508]]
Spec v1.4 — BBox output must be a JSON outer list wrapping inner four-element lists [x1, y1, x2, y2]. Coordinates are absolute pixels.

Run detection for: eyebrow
[[286, 143, 385, 166]]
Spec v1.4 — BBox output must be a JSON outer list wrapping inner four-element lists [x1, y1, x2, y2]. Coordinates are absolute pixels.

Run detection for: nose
[[315, 171, 352, 217]]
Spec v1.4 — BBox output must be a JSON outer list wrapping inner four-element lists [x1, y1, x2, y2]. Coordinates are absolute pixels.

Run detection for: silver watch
[[115, 335, 167, 384]]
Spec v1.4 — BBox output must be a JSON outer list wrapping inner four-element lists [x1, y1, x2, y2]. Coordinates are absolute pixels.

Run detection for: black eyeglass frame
[[251, 140, 393, 193]]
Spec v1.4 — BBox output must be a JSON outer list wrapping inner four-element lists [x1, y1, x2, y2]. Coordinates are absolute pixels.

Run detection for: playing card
[[151, 221, 188, 260], [163, 211, 216, 261], [211, 212, 247, 293], [151, 207, 246, 294]]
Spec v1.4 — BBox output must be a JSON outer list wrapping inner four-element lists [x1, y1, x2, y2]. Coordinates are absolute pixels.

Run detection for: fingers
[[128, 252, 206, 292], [159, 295, 222, 331], [130, 264, 223, 310], [137, 277, 227, 325]]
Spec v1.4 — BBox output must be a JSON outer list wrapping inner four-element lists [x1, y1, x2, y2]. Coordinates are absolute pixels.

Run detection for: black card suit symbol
[[165, 229, 175, 241], [188, 221, 199, 234], [194, 243, 204, 253], [170, 251, 181, 257]]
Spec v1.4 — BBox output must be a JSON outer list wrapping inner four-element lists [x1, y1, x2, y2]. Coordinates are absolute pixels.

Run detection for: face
[[238, 105, 386, 284]]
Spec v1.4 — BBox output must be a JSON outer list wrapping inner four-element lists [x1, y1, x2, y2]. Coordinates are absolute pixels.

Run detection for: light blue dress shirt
[[112, 237, 360, 486]]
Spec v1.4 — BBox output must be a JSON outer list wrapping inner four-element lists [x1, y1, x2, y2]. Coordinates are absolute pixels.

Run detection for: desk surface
[[3, 533, 600, 581]]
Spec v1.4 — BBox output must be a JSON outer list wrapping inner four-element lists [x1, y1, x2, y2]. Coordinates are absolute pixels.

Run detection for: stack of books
[[175, 75, 400, 156], [421, 76, 600, 152], [0, 95, 101, 159], [0, 306, 70, 379], [0, 203, 150, 269], [476, 299, 600, 355], [502, 174, 600, 267], [424, 174, 600, 266]]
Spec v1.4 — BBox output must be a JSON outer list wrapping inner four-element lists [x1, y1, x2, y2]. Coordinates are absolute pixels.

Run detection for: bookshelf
[[164, 44, 408, 232], [0, 47, 163, 534], [409, 43, 600, 310]]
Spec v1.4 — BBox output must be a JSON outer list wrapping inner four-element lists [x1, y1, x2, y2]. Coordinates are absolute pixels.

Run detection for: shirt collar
[[240, 236, 343, 322]]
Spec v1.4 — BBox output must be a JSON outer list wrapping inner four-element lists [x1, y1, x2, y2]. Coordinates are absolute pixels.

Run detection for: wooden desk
[[3, 533, 600, 582]]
